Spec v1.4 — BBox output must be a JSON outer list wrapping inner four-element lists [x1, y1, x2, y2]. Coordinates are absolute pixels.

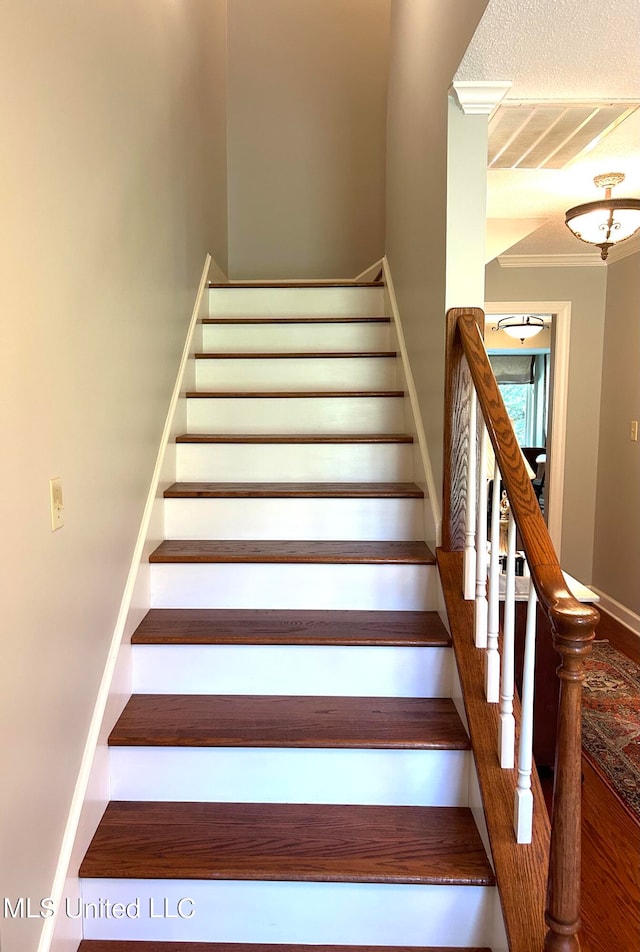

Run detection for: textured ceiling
[[455, 0, 640, 258], [456, 0, 640, 99]]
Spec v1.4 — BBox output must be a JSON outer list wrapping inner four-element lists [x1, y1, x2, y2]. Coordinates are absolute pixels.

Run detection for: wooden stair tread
[[185, 390, 404, 399], [131, 609, 450, 646], [175, 433, 414, 444], [202, 316, 391, 324], [79, 943, 492, 951], [208, 281, 384, 289], [149, 540, 435, 564], [109, 695, 470, 749], [164, 481, 424, 499], [194, 351, 397, 359], [79, 801, 495, 885]]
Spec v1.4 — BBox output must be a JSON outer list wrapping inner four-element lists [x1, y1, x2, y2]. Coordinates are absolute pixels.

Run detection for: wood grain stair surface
[[131, 609, 451, 646], [175, 433, 414, 444], [194, 351, 397, 359], [78, 944, 492, 952], [202, 316, 391, 324], [164, 482, 424, 499], [186, 390, 404, 399], [149, 540, 435, 564], [79, 801, 495, 885], [79, 943, 491, 951], [208, 281, 384, 289], [109, 695, 470, 750]]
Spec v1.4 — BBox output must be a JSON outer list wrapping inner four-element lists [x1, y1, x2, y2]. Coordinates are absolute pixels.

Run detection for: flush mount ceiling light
[[493, 315, 545, 343], [565, 172, 640, 260]]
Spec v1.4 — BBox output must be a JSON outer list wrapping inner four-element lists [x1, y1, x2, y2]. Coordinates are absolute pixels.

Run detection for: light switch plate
[[50, 477, 64, 530]]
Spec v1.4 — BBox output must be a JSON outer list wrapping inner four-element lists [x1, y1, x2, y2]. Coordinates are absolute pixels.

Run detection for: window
[[489, 352, 549, 447]]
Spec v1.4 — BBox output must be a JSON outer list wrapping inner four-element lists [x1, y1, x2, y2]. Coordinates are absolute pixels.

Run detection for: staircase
[[77, 282, 499, 951]]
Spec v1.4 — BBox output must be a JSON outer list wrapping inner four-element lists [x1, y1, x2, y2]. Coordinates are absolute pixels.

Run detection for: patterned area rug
[[582, 641, 640, 819]]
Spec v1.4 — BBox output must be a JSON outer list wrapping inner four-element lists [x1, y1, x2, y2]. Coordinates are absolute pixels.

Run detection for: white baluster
[[514, 577, 538, 843], [474, 424, 488, 648], [499, 508, 516, 768], [463, 387, 477, 600], [486, 460, 501, 702]]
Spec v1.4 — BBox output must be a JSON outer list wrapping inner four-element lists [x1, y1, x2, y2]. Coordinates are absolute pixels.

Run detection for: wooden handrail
[[443, 307, 598, 952]]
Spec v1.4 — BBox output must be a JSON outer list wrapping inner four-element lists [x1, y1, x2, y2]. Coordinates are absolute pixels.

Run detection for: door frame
[[483, 299, 571, 559]]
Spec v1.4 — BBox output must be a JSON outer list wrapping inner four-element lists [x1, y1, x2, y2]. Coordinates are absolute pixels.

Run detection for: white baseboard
[[590, 587, 640, 638], [43, 253, 213, 952]]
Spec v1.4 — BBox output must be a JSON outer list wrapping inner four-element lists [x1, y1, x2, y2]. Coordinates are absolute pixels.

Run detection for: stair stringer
[[438, 548, 551, 952], [382, 256, 441, 551], [42, 254, 216, 952]]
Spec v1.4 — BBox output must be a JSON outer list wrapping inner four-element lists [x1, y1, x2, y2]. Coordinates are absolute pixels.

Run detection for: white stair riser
[[187, 396, 405, 434], [209, 287, 384, 318], [132, 645, 451, 697], [150, 562, 437, 611], [80, 879, 496, 946], [195, 357, 397, 391], [202, 322, 391, 353], [109, 747, 469, 806], [163, 498, 424, 541], [176, 442, 414, 482]]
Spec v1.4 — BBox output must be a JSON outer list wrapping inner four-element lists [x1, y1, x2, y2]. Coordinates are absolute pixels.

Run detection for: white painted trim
[[450, 81, 512, 116], [353, 258, 384, 282], [606, 230, 640, 264], [497, 253, 605, 269], [483, 300, 571, 558], [42, 254, 213, 952], [382, 257, 441, 546], [590, 587, 640, 638]]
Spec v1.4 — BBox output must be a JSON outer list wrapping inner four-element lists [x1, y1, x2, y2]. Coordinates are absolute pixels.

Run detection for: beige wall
[[0, 2, 227, 949], [226, 0, 390, 279], [385, 0, 489, 506], [592, 251, 640, 615], [484, 260, 608, 583]]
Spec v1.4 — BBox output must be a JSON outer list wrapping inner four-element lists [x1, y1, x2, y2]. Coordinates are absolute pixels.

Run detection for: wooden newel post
[[543, 602, 598, 952]]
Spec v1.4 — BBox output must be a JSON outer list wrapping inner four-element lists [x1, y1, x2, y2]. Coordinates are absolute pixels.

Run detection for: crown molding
[[450, 81, 513, 116], [606, 230, 640, 264], [496, 253, 605, 269]]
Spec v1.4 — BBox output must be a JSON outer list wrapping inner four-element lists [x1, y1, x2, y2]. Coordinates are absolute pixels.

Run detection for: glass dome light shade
[[565, 198, 640, 250], [501, 322, 544, 340], [495, 315, 545, 342]]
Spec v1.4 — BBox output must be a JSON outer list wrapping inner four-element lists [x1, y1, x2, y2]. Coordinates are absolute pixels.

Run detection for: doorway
[[484, 300, 571, 559]]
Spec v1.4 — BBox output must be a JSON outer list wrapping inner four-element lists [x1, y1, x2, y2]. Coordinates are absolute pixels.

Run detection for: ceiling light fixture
[[565, 172, 640, 260], [493, 315, 545, 343]]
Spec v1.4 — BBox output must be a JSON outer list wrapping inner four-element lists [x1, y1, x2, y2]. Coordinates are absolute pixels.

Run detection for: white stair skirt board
[[149, 562, 437, 611], [209, 287, 384, 318], [202, 322, 391, 353], [109, 747, 470, 806], [131, 645, 452, 698], [80, 878, 497, 946], [163, 497, 425, 541], [195, 356, 398, 391], [187, 395, 405, 435], [176, 442, 415, 483]]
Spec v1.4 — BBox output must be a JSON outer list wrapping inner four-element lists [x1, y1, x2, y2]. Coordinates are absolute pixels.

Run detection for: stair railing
[[442, 307, 598, 952]]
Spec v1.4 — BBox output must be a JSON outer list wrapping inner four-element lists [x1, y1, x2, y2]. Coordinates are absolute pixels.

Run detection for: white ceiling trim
[[496, 253, 605, 269], [606, 230, 640, 263], [450, 81, 512, 116]]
